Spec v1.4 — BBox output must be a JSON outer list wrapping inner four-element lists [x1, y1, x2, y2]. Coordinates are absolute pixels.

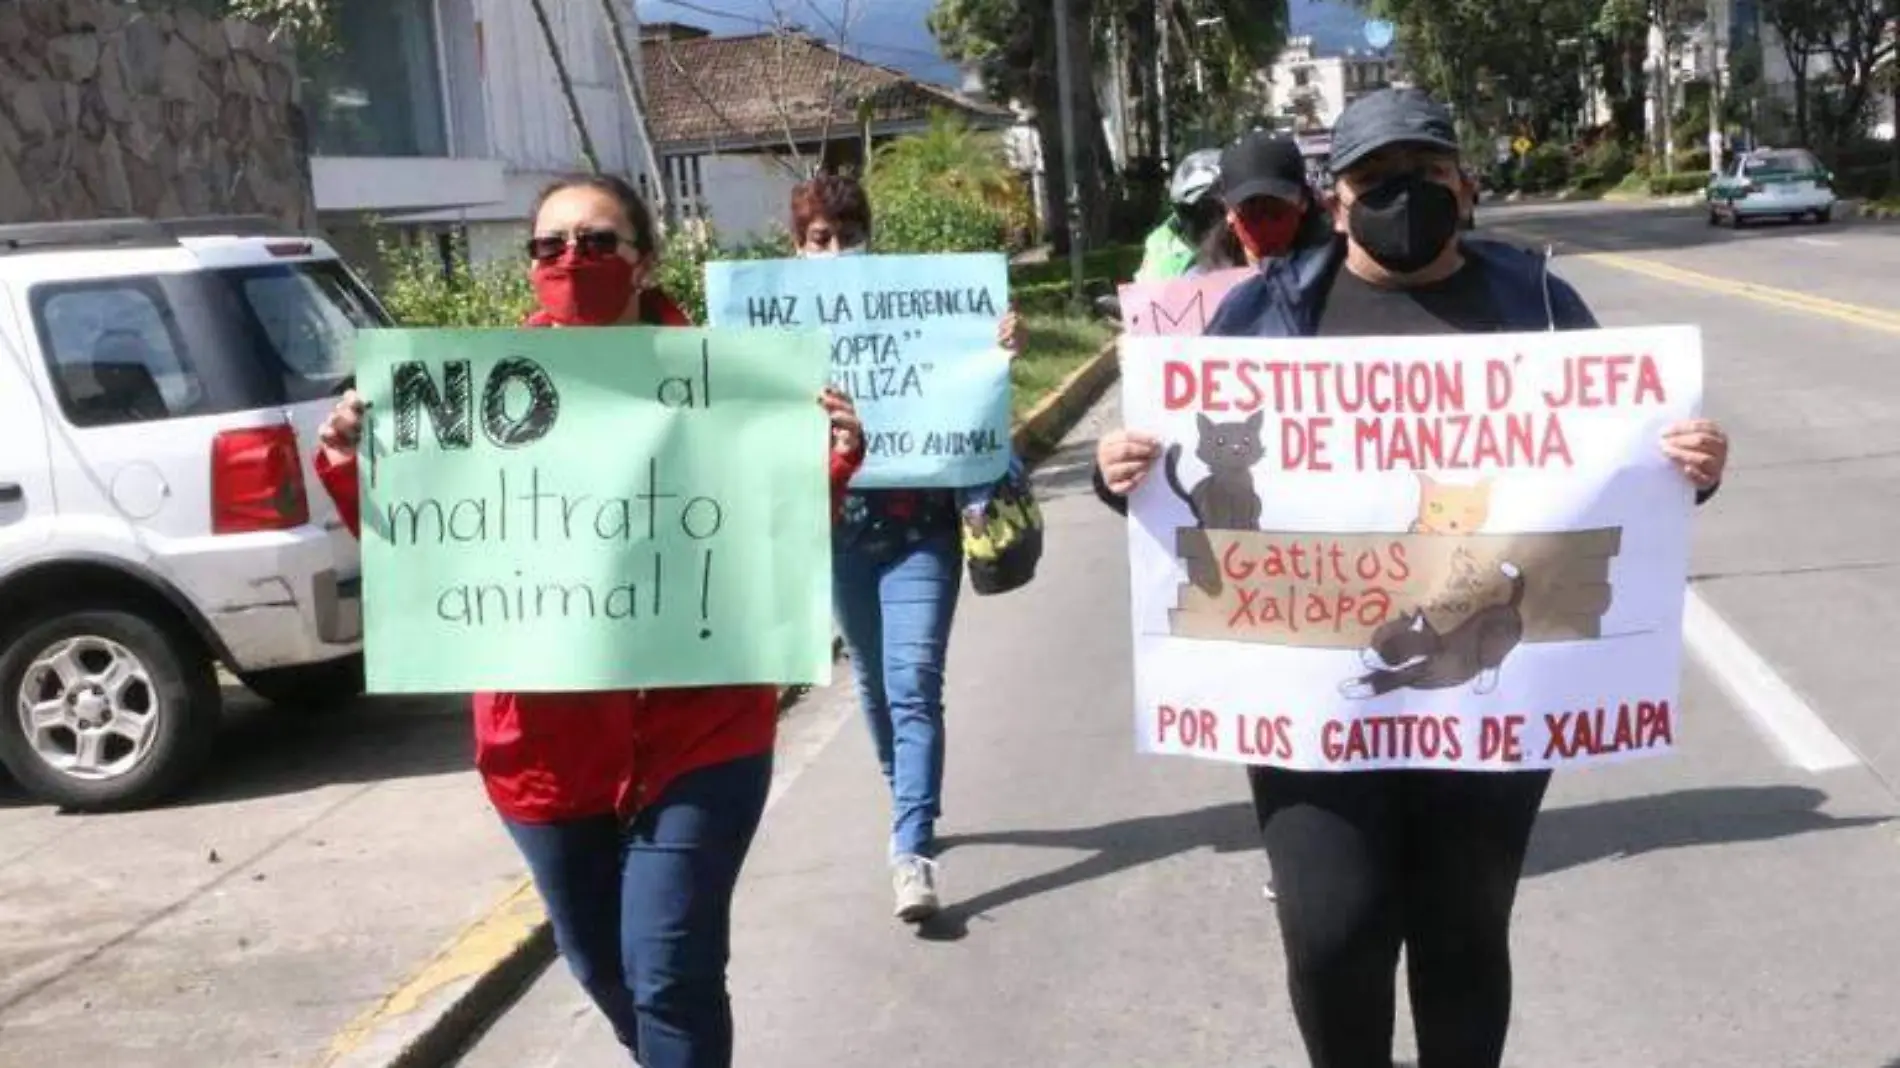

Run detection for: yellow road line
[[1485, 221, 1900, 334], [1580, 251, 1900, 334], [314, 878, 547, 1067]]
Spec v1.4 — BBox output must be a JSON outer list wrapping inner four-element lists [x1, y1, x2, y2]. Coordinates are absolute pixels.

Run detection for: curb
[[1010, 335, 1122, 466], [329, 336, 1122, 1068]]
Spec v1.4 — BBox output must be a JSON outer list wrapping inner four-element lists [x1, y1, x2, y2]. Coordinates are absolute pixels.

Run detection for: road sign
[[1363, 19, 1395, 50], [1513, 136, 1534, 157]]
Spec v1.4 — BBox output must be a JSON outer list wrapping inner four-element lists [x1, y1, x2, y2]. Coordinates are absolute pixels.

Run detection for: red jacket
[[319, 291, 862, 823]]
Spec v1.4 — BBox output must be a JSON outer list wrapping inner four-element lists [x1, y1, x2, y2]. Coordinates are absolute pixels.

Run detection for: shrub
[[1516, 144, 1573, 194], [1009, 244, 1145, 288], [1834, 165, 1893, 201], [870, 185, 1011, 256], [372, 218, 786, 329], [1675, 147, 1711, 174], [1610, 169, 1651, 197], [1647, 172, 1712, 196], [867, 111, 1028, 246], [655, 219, 785, 324], [1013, 280, 1075, 315], [374, 231, 533, 328], [1575, 140, 1635, 188]]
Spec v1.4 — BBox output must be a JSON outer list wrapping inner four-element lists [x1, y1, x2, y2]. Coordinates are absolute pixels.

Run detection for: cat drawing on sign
[[1339, 560, 1528, 699], [1410, 474, 1493, 534], [1164, 411, 1265, 529]]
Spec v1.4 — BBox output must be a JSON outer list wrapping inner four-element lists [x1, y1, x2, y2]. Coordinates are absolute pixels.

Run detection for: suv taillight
[[211, 426, 309, 535]]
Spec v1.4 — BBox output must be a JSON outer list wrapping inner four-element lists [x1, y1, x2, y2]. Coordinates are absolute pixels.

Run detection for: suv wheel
[[237, 655, 365, 711], [0, 609, 220, 811]]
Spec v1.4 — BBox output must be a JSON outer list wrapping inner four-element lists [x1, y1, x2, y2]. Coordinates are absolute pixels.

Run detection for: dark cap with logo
[[1328, 87, 1460, 175], [1218, 133, 1307, 206]]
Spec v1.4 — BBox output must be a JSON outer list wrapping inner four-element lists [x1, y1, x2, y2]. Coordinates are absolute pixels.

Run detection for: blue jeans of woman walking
[[502, 753, 772, 1068], [832, 531, 962, 859]]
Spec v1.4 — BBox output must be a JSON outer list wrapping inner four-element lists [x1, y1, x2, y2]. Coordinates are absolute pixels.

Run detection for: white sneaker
[[892, 855, 941, 922]]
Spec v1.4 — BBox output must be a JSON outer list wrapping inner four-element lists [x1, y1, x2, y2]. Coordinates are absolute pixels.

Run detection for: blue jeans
[[502, 754, 772, 1068], [832, 532, 962, 859]]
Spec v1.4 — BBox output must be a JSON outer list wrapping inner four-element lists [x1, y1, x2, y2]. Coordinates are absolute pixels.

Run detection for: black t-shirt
[[1316, 260, 1506, 336]]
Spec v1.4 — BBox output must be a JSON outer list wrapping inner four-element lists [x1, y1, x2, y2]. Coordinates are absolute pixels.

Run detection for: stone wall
[[0, 0, 316, 229]]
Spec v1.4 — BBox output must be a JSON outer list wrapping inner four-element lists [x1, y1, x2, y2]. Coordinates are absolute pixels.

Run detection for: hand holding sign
[[1097, 430, 1162, 496], [821, 386, 864, 456], [1660, 418, 1728, 487], [319, 389, 367, 459]]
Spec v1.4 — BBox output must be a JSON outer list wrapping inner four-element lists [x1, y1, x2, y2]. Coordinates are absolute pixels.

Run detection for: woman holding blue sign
[[790, 175, 1023, 923], [314, 175, 867, 1068]]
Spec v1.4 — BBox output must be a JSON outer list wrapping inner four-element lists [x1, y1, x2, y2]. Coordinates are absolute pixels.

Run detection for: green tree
[[1358, 0, 1702, 153], [868, 111, 1030, 249], [929, 0, 1286, 248], [867, 112, 1013, 205], [1807, 0, 1896, 152], [1763, 0, 1835, 145], [930, 0, 1112, 250]]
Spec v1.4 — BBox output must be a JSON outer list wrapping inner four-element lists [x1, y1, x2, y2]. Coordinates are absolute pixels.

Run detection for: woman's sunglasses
[[527, 229, 628, 263]]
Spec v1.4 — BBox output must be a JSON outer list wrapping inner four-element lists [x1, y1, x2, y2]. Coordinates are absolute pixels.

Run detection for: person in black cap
[[1089, 87, 1730, 1068], [1185, 132, 1332, 275]]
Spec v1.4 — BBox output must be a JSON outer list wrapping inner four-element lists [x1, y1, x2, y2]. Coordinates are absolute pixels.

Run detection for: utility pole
[[1708, 5, 1725, 176], [1156, 0, 1173, 172], [1107, 17, 1129, 169], [1054, 0, 1086, 308], [1890, 0, 1899, 185], [600, 0, 668, 219]]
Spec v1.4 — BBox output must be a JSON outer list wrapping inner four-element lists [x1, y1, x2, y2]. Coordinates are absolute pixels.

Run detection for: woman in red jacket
[[314, 175, 863, 1068]]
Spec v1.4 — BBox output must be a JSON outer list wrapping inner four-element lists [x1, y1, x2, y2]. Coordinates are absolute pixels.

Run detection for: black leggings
[[1248, 767, 1552, 1068]]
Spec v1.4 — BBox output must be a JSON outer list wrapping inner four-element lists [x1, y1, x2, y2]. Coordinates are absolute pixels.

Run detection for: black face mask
[[1347, 173, 1462, 275]]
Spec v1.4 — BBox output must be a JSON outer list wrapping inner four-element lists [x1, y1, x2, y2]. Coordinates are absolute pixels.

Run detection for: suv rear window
[[30, 260, 389, 428], [34, 280, 208, 428], [222, 261, 384, 401]]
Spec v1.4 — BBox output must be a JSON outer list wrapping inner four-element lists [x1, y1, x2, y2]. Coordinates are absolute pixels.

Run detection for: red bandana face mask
[[1231, 205, 1303, 261], [531, 254, 637, 326]]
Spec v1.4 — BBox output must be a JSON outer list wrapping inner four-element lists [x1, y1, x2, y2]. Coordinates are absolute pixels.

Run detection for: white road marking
[[765, 676, 856, 812], [1795, 236, 1841, 247], [1682, 588, 1860, 772]]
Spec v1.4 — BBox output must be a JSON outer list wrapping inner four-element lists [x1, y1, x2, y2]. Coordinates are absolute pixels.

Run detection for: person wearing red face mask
[[1198, 132, 1331, 274], [311, 175, 865, 1068]]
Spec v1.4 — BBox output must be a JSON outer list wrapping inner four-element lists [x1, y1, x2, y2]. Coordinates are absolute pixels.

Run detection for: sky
[[636, 0, 1374, 88]]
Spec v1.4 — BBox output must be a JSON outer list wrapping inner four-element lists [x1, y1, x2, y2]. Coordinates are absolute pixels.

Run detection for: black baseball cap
[[1329, 87, 1460, 175], [1218, 133, 1307, 205]]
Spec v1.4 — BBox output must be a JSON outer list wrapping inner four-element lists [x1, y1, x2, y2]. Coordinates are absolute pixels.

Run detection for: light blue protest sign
[[705, 253, 1012, 489]]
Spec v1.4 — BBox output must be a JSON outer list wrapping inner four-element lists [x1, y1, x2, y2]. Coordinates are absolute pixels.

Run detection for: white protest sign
[[1122, 326, 1704, 771]]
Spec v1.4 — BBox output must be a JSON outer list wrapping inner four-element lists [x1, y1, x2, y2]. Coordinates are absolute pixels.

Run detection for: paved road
[[460, 202, 1900, 1068]]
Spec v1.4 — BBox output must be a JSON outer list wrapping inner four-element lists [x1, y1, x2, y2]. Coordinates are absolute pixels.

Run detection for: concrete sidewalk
[[0, 691, 527, 1068]]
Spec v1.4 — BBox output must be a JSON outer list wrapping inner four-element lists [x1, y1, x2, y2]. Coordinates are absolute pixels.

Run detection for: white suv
[[0, 216, 383, 810]]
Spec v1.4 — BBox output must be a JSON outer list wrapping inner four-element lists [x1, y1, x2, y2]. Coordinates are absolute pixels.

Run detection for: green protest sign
[[353, 326, 833, 694]]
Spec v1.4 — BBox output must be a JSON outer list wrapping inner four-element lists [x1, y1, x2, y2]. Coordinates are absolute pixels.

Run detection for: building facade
[[1263, 36, 1401, 134], [306, 0, 654, 268], [636, 23, 1015, 243]]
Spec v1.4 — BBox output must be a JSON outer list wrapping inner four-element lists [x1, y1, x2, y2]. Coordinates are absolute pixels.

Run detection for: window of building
[[301, 0, 448, 157]]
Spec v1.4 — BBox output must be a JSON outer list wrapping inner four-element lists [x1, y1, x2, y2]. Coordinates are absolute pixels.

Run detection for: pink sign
[[1118, 268, 1252, 337]]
